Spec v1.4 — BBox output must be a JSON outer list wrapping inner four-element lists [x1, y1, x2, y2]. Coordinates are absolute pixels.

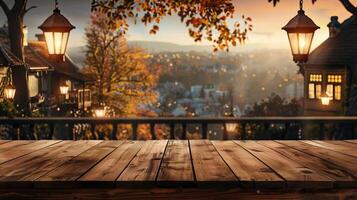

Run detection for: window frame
[[326, 74, 343, 101], [307, 73, 323, 100]]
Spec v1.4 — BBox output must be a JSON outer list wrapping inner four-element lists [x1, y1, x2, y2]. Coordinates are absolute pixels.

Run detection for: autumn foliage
[[82, 13, 159, 116], [91, 0, 253, 52]]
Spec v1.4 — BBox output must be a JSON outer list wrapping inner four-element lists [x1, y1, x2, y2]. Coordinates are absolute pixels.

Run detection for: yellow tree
[[83, 13, 159, 116]]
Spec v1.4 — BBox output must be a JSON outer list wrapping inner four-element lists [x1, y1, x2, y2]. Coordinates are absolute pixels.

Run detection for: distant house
[[0, 26, 93, 116], [302, 15, 357, 116]]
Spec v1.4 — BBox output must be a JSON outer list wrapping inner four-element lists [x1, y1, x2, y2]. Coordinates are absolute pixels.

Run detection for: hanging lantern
[[59, 83, 69, 95], [38, 0, 75, 61], [321, 93, 332, 106], [94, 107, 106, 118], [4, 84, 16, 100], [282, 0, 319, 63], [23, 26, 28, 46]]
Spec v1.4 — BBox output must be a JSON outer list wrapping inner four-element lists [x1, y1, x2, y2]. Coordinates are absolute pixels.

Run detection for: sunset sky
[[0, 0, 354, 51]]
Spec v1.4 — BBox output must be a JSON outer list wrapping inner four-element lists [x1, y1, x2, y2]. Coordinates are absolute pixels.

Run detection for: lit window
[[308, 74, 322, 100], [327, 75, 342, 101]]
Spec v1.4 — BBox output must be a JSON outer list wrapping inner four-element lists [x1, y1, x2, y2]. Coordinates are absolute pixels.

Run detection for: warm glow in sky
[[0, 0, 354, 51]]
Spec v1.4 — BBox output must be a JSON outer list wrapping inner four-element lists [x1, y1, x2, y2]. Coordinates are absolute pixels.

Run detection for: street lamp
[[94, 107, 106, 118], [282, 0, 319, 63], [321, 92, 332, 106], [59, 83, 69, 95], [38, 0, 75, 62], [4, 83, 16, 100], [225, 88, 237, 133]]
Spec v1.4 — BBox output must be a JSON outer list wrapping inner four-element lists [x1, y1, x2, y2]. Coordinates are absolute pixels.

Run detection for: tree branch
[[24, 5, 37, 15], [0, 0, 10, 16], [339, 0, 357, 15]]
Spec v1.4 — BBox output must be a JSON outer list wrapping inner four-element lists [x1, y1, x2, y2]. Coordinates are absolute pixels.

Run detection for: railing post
[[13, 124, 20, 140], [49, 123, 55, 140], [319, 123, 324, 140], [182, 123, 187, 139], [284, 123, 290, 140], [29, 124, 36, 140], [112, 123, 118, 140], [68, 123, 75, 140], [241, 123, 246, 140], [202, 123, 208, 139], [91, 123, 96, 139], [170, 123, 175, 139], [223, 124, 228, 140], [264, 123, 270, 140], [150, 123, 156, 140], [132, 123, 138, 140]]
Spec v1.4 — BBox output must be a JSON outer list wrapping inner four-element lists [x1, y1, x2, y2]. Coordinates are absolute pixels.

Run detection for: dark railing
[[0, 117, 356, 140]]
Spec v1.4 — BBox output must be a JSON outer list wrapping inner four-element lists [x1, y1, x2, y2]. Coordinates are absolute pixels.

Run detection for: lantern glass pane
[[225, 123, 237, 133], [288, 32, 313, 55], [298, 33, 313, 55], [44, 32, 55, 54], [288, 33, 299, 55], [54, 32, 63, 54], [61, 32, 69, 54]]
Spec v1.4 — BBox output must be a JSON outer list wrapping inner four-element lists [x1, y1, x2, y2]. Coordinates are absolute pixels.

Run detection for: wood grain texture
[[79, 141, 143, 183], [0, 141, 33, 152], [117, 140, 168, 186], [0, 140, 61, 164], [37, 141, 122, 185], [345, 140, 357, 145], [190, 140, 237, 186], [235, 141, 333, 189], [1, 188, 356, 200], [0, 140, 101, 185], [157, 140, 194, 185], [302, 141, 357, 158], [277, 141, 357, 176], [259, 141, 357, 188], [212, 140, 284, 188], [0, 140, 10, 145]]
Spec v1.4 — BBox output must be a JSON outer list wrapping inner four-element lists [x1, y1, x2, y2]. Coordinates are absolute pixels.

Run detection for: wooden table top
[[0, 140, 356, 189]]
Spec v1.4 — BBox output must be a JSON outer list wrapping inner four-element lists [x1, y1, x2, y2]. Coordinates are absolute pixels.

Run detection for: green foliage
[[0, 100, 19, 118]]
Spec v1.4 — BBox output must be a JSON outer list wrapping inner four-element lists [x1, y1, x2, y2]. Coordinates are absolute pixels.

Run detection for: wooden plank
[[79, 141, 143, 184], [345, 140, 357, 145], [212, 141, 284, 188], [302, 141, 357, 158], [117, 140, 167, 187], [276, 141, 357, 177], [0, 140, 61, 164], [235, 141, 333, 189], [0, 140, 10, 145], [190, 140, 237, 187], [0, 141, 33, 152], [37, 141, 123, 186], [0, 140, 101, 186], [259, 141, 357, 188], [157, 140, 194, 185]]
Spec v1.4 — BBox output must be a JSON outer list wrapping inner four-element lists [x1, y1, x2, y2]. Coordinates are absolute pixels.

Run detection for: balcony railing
[[0, 117, 356, 140]]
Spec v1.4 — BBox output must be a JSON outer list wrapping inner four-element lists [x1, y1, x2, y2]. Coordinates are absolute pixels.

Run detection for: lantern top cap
[[38, 8, 75, 32], [282, 9, 320, 33], [5, 83, 15, 90]]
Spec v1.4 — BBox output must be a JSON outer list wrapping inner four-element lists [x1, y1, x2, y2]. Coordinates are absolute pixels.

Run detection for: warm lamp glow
[[4, 84, 16, 100], [225, 122, 238, 133], [38, 1, 75, 61], [321, 93, 332, 106], [94, 108, 106, 118], [23, 26, 28, 46], [282, 9, 319, 63], [59, 84, 69, 95]]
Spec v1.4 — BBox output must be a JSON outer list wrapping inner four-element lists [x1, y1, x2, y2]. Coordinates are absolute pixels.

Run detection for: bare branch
[[339, 0, 357, 15], [24, 5, 37, 15], [0, 0, 10, 15]]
